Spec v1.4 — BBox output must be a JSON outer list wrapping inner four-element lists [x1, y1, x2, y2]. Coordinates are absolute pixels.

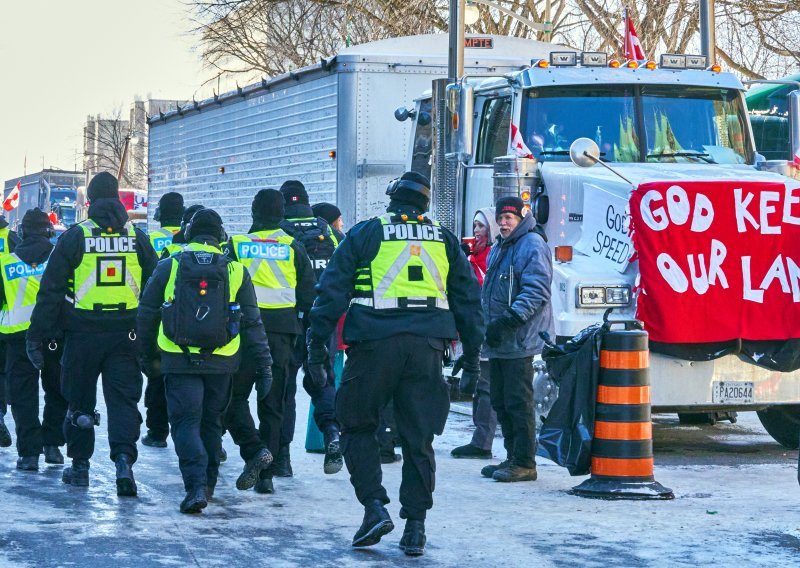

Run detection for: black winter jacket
[[137, 235, 272, 375], [0, 235, 54, 341], [309, 204, 485, 353], [27, 199, 158, 342]]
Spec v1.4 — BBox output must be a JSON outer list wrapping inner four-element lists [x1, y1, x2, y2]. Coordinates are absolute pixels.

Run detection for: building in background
[[83, 98, 184, 190]]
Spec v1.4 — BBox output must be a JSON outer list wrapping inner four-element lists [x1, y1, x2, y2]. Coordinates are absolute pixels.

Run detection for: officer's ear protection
[[385, 177, 431, 200]]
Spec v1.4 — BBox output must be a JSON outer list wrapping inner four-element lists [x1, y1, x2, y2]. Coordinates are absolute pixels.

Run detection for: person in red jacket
[[452, 207, 499, 459]]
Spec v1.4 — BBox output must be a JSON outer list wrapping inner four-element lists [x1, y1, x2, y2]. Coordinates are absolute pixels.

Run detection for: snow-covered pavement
[[1, 383, 798, 567]]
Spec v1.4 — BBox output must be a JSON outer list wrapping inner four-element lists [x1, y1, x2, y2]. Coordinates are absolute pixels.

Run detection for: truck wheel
[[757, 405, 800, 449]]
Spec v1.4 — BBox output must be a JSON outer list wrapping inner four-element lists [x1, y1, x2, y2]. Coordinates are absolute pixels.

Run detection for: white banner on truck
[[574, 183, 632, 274]]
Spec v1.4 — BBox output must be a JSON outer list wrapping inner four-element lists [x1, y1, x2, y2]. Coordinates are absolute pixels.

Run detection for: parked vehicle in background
[[3, 169, 84, 228], [746, 74, 800, 179]]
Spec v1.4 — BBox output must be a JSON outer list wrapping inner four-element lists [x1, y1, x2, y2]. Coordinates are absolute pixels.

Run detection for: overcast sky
[[0, 0, 216, 184]]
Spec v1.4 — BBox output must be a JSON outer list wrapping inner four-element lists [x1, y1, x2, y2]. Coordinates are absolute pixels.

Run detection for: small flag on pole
[[623, 8, 645, 61], [3, 181, 20, 212], [510, 123, 533, 158]]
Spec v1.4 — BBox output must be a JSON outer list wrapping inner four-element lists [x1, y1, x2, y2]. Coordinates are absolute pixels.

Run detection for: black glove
[[453, 354, 481, 395], [306, 329, 329, 390], [255, 366, 273, 401], [26, 340, 44, 370], [485, 309, 525, 348]]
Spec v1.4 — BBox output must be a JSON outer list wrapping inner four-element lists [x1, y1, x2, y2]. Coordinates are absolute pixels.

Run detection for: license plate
[[712, 381, 754, 404]]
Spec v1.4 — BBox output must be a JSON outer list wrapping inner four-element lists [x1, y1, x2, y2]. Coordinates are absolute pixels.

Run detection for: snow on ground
[[1, 382, 799, 567]]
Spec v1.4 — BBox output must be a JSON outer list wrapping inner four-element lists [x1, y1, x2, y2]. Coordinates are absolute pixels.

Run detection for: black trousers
[[336, 334, 450, 521], [226, 333, 294, 461], [0, 343, 6, 415], [144, 373, 169, 440], [281, 328, 338, 447], [6, 339, 66, 457], [61, 331, 143, 462], [166, 373, 231, 492], [489, 357, 536, 469]]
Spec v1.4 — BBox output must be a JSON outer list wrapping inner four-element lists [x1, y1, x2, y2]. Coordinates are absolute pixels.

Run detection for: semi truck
[[403, 50, 800, 447], [146, 34, 554, 233], [3, 169, 85, 228]]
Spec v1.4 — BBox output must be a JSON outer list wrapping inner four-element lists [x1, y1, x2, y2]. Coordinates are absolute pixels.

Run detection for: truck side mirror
[[789, 90, 800, 163], [445, 82, 474, 159], [569, 138, 601, 168], [394, 106, 416, 122]]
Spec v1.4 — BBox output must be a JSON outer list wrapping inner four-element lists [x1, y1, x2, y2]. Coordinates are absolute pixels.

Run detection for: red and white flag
[[510, 123, 533, 158], [3, 181, 20, 212], [623, 10, 645, 61]]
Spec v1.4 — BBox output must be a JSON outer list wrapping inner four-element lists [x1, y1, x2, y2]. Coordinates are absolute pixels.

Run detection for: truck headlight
[[576, 285, 632, 307]]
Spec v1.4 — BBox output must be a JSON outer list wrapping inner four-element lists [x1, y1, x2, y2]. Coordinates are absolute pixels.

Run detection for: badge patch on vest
[[4, 261, 47, 281], [238, 242, 290, 261], [193, 251, 214, 265], [97, 257, 126, 286], [382, 224, 443, 242], [85, 236, 137, 253]]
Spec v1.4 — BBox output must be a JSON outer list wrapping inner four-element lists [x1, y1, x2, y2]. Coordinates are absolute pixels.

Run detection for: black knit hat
[[388, 171, 431, 211], [21, 207, 52, 237], [87, 171, 119, 201], [181, 204, 205, 226], [252, 189, 285, 222], [158, 192, 184, 221], [495, 196, 525, 220], [280, 180, 309, 206], [186, 208, 225, 242], [311, 202, 341, 225]]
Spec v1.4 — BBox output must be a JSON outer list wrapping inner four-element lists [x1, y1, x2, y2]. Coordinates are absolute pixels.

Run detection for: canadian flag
[[510, 123, 533, 158], [623, 10, 645, 61], [3, 181, 20, 212]]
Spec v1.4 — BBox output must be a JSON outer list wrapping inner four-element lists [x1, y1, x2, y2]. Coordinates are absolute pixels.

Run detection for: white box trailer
[[146, 34, 560, 233]]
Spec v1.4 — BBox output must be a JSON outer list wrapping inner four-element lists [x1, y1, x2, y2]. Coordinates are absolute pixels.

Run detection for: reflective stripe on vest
[[0, 252, 48, 333], [157, 243, 245, 357], [0, 228, 10, 254], [351, 214, 450, 311], [150, 226, 179, 254], [72, 219, 142, 311], [231, 230, 297, 309]]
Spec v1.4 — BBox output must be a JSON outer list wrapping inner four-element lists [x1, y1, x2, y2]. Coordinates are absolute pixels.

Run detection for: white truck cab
[[402, 50, 800, 447]]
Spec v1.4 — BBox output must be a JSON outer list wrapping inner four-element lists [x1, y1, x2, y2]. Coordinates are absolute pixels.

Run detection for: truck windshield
[[522, 84, 753, 164]]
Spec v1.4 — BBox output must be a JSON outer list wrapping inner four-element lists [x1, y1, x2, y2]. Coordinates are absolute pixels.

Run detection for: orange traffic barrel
[[572, 328, 674, 500]]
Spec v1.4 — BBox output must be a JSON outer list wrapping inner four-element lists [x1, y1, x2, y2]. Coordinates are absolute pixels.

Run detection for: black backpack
[[281, 217, 336, 277], [161, 249, 240, 353]]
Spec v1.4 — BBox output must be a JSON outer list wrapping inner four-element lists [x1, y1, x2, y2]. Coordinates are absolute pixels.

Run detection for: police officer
[[0, 213, 20, 448], [137, 209, 272, 513], [307, 172, 483, 555], [277, 180, 340, 476], [160, 204, 205, 260], [224, 189, 316, 494], [1, 209, 67, 470], [142, 191, 184, 448], [27, 172, 157, 495]]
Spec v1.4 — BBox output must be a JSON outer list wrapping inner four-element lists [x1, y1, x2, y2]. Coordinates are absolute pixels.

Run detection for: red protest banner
[[629, 181, 800, 343]]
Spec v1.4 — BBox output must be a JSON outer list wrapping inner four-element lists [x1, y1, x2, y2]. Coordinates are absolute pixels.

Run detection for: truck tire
[[757, 405, 800, 449]]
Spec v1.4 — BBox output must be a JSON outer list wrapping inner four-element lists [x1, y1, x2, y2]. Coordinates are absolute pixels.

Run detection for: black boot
[[481, 459, 510, 479], [323, 425, 343, 475], [271, 444, 293, 477], [16, 455, 39, 471], [380, 451, 402, 464], [0, 413, 11, 448], [115, 454, 138, 496], [62, 459, 90, 486], [254, 470, 274, 494], [219, 445, 227, 463], [43, 445, 64, 465], [352, 499, 394, 548], [180, 486, 208, 514], [142, 432, 168, 448], [236, 447, 273, 490], [399, 519, 426, 556], [451, 444, 492, 459]]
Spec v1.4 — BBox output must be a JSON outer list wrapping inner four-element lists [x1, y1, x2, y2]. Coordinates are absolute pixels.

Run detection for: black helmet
[[385, 172, 431, 211]]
